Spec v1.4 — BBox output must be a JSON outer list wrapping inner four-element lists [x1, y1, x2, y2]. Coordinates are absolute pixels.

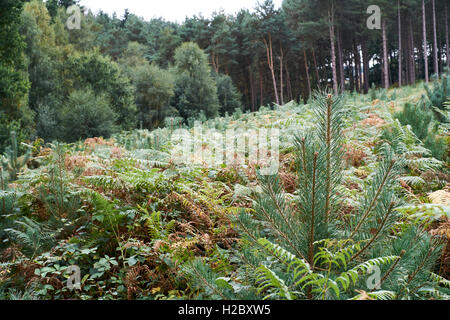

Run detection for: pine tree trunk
[[337, 29, 345, 92], [355, 40, 362, 93], [382, 20, 389, 89], [422, 0, 429, 83], [398, 0, 402, 86], [362, 36, 369, 94], [249, 66, 255, 112], [312, 47, 320, 86], [409, 17, 416, 84], [263, 32, 280, 105], [285, 60, 293, 102], [259, 63, 264, 107], [353, 41, 359, 92], [329, 2, 338, 94], [359, 45, 363, 91], [405, 19, 411, 84], [211, 53, 219, 73], [438, 24, 443, 74], [263, 33, 279, 105], [280, 44, 284, 105], [304, 49, 311, 98], [432, 0, 439, 75], [446, 2, 449, 69], [349, 53, 355, 92]]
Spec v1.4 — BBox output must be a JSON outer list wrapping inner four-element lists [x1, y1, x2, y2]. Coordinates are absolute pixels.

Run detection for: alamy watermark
[[367, 5, 381, 30], [66, 265, 81, 290], [66, 5, 81, 30], [366, 265, 382, 291]]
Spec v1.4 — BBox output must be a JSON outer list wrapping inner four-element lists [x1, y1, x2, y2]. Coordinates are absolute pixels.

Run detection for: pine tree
[[183, 91, 447, 300], [0, 131, 31, 182]]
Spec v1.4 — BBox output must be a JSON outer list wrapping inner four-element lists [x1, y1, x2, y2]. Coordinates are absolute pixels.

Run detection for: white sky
[[79, 0, 283, 23]]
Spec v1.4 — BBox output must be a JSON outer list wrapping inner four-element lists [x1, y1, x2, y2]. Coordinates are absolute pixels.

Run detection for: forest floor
[[0, 85, 449, 300]]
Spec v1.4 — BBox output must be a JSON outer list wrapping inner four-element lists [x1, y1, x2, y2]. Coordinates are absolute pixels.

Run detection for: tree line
[[0, 0, 448, 149]]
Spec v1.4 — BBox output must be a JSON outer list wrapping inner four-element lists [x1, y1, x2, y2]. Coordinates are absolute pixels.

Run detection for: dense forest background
[[0, 0, 449, 151]]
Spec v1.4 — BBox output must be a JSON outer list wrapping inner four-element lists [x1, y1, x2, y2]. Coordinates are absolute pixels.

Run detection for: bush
[[132, 64, 176, 129], [395, 102, 432, 141], [424, 69, 450, 122], [0, 113, 30, 155], [35, 105, 59, 142], [172, 42, 220, 120], [395, 102, 448, 162], [68, 50, 137, 130], [60, 89, 117, 142]]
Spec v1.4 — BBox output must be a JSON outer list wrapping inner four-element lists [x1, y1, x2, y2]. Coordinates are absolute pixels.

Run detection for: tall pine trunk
[[432, 0, 439, 75], [446, 2, 449, 69], [312, 47, 320, 86], [285, 60, 293, 102], [405, 16, 411, 85], [382, 20, 389, 89], [354, 40, 362, 93], [337, 29, 345, 92], [304, 49, 311, 98], [362, 36, 369, 94], [249, 66, 255, 112], [409, 17, 416, 84], [259, 63, 264, 107], [398, 0, 402, 86], [280, 44, 284, 105], [349, 52, 355, 92], [329, 1, 338, 94], [422, 0, 429, 83], [263, 33, 279, 105]]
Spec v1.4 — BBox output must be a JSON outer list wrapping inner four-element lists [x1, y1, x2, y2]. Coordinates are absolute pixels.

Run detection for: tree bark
[[337, 29, 345, 92], [362, 36, 369, 94], [446, 2, 449, 69], [259, 62, 264, 107], [409, 17, 416, 84], [285, 60, 293, 102], [398, 0, 402, 86], [279, 43, 284, 105], [249, 66, 255, 112], [405, 18, 411, 84], [211, 52, 219, 73], [304, 49, 311, 98], [349, 52, 355, 92], [354, 40, 362, 93], [358, 43, 363, 91], [431, 0, 439, 76], [263, 33, 280, 105], [329, 1, 338, 94], [312, 47, 320, 86], [382, 20, 389, 89], [422, 0, 429, 83]]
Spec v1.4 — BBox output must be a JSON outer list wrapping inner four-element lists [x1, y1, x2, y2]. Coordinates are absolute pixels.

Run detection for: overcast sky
[[79, 0, 283, 23]]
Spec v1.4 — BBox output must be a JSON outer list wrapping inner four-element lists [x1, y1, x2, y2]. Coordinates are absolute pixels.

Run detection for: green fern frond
[[255, 264, 294, 300]]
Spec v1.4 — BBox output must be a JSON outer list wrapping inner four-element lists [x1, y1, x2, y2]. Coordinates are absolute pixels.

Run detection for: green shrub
[[68, 50, 137, 130], [395, 102, 432, 141], [172, 42, 220, 120], [1, 131, 31, 182], [60, 89, 117, 142], [35, 105, 59, 142], [132, 64, 176, 130], [424, 69, 450, 122]]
